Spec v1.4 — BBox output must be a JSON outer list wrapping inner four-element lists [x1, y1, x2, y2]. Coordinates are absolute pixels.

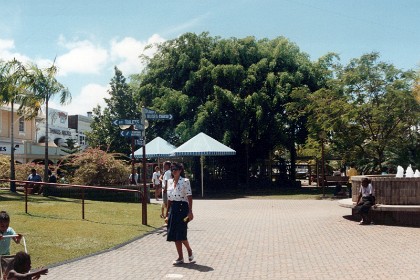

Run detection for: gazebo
[[170, 132, 236, 197]]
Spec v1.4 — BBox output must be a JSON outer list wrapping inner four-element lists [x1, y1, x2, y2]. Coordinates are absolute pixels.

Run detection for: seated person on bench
[[354, 178, 375, 225]]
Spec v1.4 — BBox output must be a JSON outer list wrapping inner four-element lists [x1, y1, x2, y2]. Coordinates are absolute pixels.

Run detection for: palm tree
[[25, 62, 71, 182], [0, 59, 27, 192]]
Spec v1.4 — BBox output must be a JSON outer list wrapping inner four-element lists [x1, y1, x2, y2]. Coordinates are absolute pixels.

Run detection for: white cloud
[[110, 34, 165, 75], [0, 38, 30, 63], [49, 83, 110, 116], [55, 36, 108, 76]]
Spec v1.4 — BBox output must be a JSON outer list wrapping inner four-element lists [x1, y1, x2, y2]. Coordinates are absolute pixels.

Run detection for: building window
[[19, 117, 25, 132], [79, 135, 85, 145]]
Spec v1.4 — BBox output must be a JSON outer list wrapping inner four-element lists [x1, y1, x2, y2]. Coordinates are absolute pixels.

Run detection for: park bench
[[324, 176, 349, 196], [324, 176, 349, 186]]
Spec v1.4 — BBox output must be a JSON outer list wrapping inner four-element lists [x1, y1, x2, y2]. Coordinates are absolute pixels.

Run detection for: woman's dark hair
[[13, 251, 31, 273], [171, 162, 185, 178]]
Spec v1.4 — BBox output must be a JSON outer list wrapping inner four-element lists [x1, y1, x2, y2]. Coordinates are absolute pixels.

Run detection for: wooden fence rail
[[0, 179, 142, 220]]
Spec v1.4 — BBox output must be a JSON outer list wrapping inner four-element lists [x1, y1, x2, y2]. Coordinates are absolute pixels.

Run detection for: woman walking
[[165, 162, 194, 265]]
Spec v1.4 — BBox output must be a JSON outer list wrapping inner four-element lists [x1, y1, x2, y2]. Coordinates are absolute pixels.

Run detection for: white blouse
[[359, 183, 373, 197], [167, 177, 192, 202]]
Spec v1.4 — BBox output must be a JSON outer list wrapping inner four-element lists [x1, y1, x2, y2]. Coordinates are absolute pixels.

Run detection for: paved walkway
[[43, 198, 420, 279]]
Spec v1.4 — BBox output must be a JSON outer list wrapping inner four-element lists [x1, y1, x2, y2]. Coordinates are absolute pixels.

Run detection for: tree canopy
[[87, 67, 140, 154], [132, 33, 319, 183], [86, 32, 419, 185]]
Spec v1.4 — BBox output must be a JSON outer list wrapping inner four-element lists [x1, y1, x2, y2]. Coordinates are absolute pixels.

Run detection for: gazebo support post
[[201, 156, 204, 197]]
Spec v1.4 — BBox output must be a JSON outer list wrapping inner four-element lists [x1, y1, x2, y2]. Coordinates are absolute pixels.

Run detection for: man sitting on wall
[[27, 168, 42, 194]]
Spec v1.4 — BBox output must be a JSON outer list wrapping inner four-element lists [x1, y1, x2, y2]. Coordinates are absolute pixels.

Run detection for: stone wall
[[351, 175, 420, 205]]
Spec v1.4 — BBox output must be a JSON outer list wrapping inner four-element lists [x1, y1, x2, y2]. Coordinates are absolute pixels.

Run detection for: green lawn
[[0, 189, 163, 268]]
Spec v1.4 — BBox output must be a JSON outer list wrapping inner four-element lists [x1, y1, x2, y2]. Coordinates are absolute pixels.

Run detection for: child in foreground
[[0, 211, 22, 255], [7, 251, 48, 280]]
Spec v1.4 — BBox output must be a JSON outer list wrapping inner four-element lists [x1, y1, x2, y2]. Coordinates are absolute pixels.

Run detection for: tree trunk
[[10, 101, 16, 192], [44, 98, 49, 183]]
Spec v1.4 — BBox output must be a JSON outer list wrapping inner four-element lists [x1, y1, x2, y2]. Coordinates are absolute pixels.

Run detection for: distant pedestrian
[[160, 161, 172, 221], [128, 172, 139, 185], [27, 169, 42, 194], [152, 166, 161, 201], [346, 163, 358, 198], [48, 169, 57, 183], [165, 162, 194, 265]]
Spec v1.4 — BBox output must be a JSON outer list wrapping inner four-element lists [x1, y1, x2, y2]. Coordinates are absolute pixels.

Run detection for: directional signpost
[[112, 119, 141, 126], [135, 107, 173, 226], [112, 118, 145, 210], [135, 139, 144, 146], [120, 130, 142, 138], [145, 113, 173, 120]]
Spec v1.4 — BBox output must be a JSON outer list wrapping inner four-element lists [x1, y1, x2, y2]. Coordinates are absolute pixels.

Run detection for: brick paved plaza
[[43, 198, 420, 280]]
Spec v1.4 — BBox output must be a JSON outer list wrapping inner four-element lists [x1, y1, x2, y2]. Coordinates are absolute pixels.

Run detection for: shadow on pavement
[[177, 262, 214, 272]]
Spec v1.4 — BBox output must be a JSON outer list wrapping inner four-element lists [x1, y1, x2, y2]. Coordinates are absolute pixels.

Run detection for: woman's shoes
[[188, 252, 194, 262], [172, 259, 184, 265], [172, 252, 194, 265]]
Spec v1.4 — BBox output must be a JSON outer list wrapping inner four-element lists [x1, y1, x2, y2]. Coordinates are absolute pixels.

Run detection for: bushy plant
[[0, 154, 10, 179], [15, 163, 45, 181], [64, 148, 130, 186], [0, 155, 45, 181]]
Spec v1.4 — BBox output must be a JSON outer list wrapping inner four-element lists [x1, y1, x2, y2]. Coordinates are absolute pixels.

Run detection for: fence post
[[25, 182, 28, 214], [82, 188, 85, 220]]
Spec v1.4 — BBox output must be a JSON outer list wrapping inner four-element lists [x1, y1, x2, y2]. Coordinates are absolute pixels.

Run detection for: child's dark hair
[[13, 251, 31, 273], [0, 210, 10, 222]]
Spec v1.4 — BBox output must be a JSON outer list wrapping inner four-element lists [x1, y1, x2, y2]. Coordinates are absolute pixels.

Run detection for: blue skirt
[[167, 201, 189, 242]]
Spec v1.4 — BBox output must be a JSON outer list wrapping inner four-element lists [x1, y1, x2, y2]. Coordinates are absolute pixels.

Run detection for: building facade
[[0, 105, 93, 163], [68, 112, 93, 149]]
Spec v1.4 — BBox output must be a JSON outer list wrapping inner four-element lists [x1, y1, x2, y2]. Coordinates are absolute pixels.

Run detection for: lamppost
[[318, 131, 327, 197]]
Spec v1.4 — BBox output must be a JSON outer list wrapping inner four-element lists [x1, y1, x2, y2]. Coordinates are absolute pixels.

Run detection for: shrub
[[0, 154, 45, 181], [0, 154, 10, 179], [64, 148, 130, 186]]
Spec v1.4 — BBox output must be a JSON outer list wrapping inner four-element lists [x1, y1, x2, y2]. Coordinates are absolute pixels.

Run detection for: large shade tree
[[133, 33, 318, 184], [306, 53, 419, 173]]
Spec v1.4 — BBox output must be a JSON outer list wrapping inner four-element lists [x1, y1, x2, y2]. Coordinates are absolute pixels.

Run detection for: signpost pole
[[131, 132, 135, 185], [142, 136, 147, 225], [141, 107, 147, 225]]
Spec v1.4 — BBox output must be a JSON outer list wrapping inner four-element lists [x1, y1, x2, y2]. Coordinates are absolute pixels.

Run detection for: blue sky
[[1, 0, 419, 115]]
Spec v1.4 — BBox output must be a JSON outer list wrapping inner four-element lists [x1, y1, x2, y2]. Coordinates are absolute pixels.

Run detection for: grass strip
[[0, 189, 163, 268]]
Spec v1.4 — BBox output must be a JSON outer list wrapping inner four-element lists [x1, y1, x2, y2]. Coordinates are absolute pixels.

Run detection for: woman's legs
[[182, 240, 193, 257], [175, 241, 183, 260], [174, 240, 193, 261]]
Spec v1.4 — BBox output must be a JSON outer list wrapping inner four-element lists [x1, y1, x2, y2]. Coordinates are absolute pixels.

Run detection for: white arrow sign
[[143, 108, 156, 114], [120, 130, 143, 137], [146, 113, 173, 120], [112, 119, 141, 126]]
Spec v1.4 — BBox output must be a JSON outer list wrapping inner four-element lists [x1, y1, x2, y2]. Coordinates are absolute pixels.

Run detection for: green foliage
[[0, 154, 10, 179], [87, 67, 140, 154], [60, 138, 82, 155], [133, 33, 318, 183], [306, 52, 419, 173], [63, 148, 130, 186], [0, 154, 45, 181]]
